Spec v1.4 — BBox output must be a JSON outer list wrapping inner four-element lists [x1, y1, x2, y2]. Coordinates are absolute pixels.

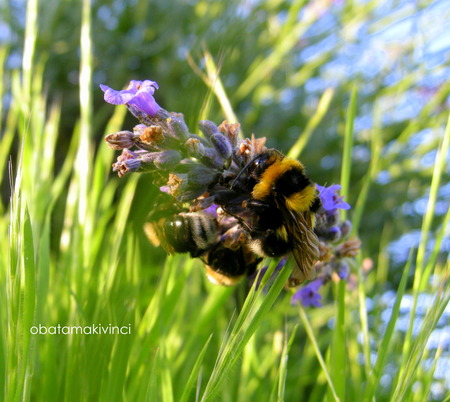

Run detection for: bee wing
[[278, 203, 320, 286]]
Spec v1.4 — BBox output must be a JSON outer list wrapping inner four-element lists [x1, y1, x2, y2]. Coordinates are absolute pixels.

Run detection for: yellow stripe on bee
[[285, 185, 316, 212], [252, 158, 304, 200], [276, 226, 289, 241]]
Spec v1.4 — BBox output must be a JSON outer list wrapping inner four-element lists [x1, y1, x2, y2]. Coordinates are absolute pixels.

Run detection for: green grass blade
[[356, 254, 371, 379], [298, 305, 340, 402], [391, 275, 450, 400], [201, 263, 292, 401], [400, 114, 450, 380], [204, 51, 239, 126], [418, 118, 450, 289], [340, 86, 357, 221], [179, 334, 213, 402], [287, 88, 334, 160], [22, 0, 37, 104], [274, 325, 298, 402], [362, 252, 412, 402], [15, 206, 36, 402], [328, 279, 346, 402]]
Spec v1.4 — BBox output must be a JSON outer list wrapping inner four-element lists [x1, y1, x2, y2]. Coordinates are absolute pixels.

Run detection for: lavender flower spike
[[100, 80, 161, 117], [291, 278, 323, 307], [316, 184, 351, 212]]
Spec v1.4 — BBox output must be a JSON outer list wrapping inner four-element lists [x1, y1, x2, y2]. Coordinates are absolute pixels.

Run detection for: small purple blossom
[[291, 278, 323, 307], [316, 184, 351, 212], [100, 80, 161, 117]]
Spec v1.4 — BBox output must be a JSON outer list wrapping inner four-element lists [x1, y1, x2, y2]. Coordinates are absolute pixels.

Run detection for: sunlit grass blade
[[203, 50, 239, 126], [0, 92, 18, 198], [22, 0, 37, 105], [287, 88, 334, 160], [340, 85, 357, 220], [362, 252, 412, 402], [419, 344, 443, 402], [14, 206, 36, 402], [328, 279, 346, 402], [200, 263, 292, 401], [400, 114, 450, 379], [425, 207, 450, 277], [391, 274, 450, 401], [356, 253, 371, 379], [179, 334, 213, 402], [350, 103, 382, 235], [187, 50, 239, 129], [324, 86, 357, 401], [271, 325, 298, 402], [77, 0, 93, 262], [417, 119, 450, 289], [298, 305, 340, 402]]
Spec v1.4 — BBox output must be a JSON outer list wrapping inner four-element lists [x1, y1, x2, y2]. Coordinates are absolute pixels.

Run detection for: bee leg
[[221, 206, 254, 232], [242, 198, 270, 211]]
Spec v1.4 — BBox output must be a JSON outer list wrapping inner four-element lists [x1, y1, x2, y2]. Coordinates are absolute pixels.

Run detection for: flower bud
[[185, 138, 206, 157], [211, 133, 232, 160], [199, 120, 220, 138], [135, 152, 160, 171], [326, 210, 340, 226], [202, 147, 226, 169], [112, 149, 141, 177], [105, 131, 136, 150], [167, 114, 190, 141], [165, 173, 207, 201], [186, 164, 220, 187], [153, 150, 182, 169], [327, 226, 342, 242], [339, 220, 352, 238]]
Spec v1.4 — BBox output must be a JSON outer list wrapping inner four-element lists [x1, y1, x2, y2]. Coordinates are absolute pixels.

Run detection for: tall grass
[[1, 0, 449, 401]]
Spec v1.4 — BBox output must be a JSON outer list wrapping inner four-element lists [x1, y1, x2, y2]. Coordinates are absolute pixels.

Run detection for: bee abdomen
[[153, 212, 218, 257]]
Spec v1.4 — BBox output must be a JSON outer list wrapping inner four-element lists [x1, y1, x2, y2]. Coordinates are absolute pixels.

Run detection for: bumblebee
[[144, 211, 262, 286], [218, 149, 321, 286]]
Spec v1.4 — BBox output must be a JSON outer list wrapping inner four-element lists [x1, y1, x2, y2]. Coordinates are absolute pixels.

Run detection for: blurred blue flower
[[100, 80, 161, 116], [291, 278, 323, 307], [337, 261, 350, 280], [317, 184, 350, 212]]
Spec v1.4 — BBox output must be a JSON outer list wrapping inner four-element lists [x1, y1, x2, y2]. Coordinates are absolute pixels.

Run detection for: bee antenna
[[231, 153, 262, 189]]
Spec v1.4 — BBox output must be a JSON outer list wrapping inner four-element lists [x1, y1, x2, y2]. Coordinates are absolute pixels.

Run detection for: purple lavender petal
[[317, 184, 351, 212], [129, 92, 160, 116], [100, 80, 161, 116], [100, 85, 135, 105]]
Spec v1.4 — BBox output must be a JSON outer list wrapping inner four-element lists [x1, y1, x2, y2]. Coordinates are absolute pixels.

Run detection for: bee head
[[232, 149, 284, 189]]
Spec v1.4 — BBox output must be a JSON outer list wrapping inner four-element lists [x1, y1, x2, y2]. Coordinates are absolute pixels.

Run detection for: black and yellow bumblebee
[[145, 148, 321, 287], [216, 149, 321, 286], [144, 210, 262, 286]]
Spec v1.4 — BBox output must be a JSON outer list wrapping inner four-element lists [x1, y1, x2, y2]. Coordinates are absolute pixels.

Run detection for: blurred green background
[[1, 0, 449, 400]]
